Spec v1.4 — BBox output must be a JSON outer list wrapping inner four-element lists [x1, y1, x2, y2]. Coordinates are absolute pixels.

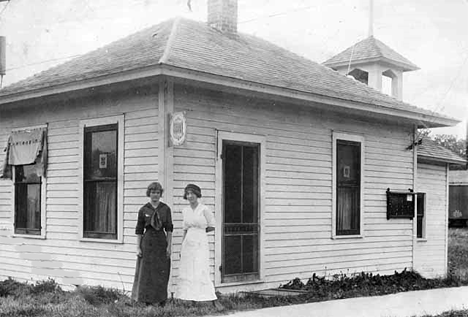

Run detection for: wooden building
[[415, 138, 465, 277], [0, 0, 462, 293]]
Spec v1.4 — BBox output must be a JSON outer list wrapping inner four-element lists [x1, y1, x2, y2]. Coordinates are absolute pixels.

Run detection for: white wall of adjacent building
[[414, 162, 449, 278]]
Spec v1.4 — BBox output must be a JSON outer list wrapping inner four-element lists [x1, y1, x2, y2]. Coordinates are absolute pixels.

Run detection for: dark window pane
[[417, 193, 425, 216], [224, 235, 242, 275], [84, 182, 117, 239], [336, 187, 360, 235], [417, 216, 423, 238], [417, 193, 425, 238], [15, 165, 40, 183], [84, 124, 118, 239], [337, 140, 360, 185], [15, 165, 41, 235], [84, 126, 117, 180], [242, 235, 259, 273], [224, 144, 242, 223], [336, 140, 361, 235], [242, 146, 258, 224]]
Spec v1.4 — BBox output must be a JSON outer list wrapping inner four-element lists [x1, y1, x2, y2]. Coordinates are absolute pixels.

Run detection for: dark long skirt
[[131, 228, 171, 304]]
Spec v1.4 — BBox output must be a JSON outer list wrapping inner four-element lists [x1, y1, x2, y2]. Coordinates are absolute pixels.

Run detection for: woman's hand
[[166, 246, 171, 258], [136, 247, 143, 258]]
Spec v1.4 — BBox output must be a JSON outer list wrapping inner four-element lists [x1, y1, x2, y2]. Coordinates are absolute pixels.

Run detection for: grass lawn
[[1, 228, 468, 317], [421, 228, 468, 317]]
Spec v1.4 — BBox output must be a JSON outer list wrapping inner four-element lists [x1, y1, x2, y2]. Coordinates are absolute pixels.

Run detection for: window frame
[[78, 116, 124, 243], [10, 124, 47, 239], [332, 132, 365, 239], [416, 192, 426, 240]]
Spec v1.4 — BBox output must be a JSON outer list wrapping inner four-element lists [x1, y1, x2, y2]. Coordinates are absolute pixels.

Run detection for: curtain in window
[[26, 184, 41, 229], [94, 182, 117, 233], [337, 187, 360, 233], [1, 127, 48, 179]]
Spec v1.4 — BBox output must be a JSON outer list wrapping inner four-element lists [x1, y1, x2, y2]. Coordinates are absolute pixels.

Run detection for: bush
[[30, 278, 62, 295], [75, 285, 125, 306], [280, 268, 468, 300], [0, 277, 32, 298]]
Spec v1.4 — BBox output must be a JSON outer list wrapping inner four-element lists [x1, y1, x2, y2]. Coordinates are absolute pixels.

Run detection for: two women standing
[[132, 182, 218, 307]]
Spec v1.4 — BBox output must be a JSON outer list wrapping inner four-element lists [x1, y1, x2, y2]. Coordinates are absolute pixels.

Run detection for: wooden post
[[158, 77, 174, 291]]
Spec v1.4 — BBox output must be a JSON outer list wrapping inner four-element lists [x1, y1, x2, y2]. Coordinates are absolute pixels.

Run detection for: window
[[2, 125, 48, 237], [416, 193, 425, 239], [79, 116, 124, 242], [14, 165, 42, 235], [333, 133, 364, 237]]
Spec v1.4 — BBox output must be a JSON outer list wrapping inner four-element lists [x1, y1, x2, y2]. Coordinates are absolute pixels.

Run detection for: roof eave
[[0, 64, 457, 128], [418, 155, 467, 165], [0, 66, 165, 105], [324, 56, 420, 72], [161, 66, 457, 128]]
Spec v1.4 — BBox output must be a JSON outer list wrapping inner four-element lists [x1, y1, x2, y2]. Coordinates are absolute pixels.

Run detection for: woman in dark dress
[[132, 182, 173, 307]]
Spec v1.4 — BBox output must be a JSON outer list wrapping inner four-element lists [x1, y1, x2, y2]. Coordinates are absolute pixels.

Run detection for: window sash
[[416, 193, 425, 239], [14, 166, 42, 235], [83, 124, 118, 240], [336, 139, 361, 236]]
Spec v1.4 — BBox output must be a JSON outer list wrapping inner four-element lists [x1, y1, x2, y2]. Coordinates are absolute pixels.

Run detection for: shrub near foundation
[[280, 269, 466, 300]]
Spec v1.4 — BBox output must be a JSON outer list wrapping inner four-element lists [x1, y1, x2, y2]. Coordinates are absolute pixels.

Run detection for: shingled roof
[[323, 36, 419, 72], [418, 137, 466, 165], [0, 18, 455, 127]]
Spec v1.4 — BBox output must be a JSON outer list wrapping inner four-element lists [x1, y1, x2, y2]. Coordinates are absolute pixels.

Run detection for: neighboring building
[[414, 137, 465, 277], [0, 0, 461, 293]]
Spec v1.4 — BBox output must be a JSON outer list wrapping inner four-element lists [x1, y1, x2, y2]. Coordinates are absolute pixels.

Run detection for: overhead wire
[[1, 0, 466, 138], [414, 0, 468, 138], [0, 0, 10, 17]]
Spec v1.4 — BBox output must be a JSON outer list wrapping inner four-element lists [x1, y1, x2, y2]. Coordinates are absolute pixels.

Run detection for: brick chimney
[[207, 0, 238, 34]]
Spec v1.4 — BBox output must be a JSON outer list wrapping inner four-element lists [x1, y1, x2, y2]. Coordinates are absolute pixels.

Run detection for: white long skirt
[[176, 227, 217, 301]]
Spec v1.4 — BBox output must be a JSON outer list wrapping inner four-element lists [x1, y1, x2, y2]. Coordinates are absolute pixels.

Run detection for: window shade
[[1, 127, 48, 179]]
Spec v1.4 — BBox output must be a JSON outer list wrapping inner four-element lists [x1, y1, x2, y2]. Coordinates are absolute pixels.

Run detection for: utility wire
[[430, 52, 468, 114], [0, 0, 10, 17], [239, 4, 319, 24], [6, 54, 82, 72]]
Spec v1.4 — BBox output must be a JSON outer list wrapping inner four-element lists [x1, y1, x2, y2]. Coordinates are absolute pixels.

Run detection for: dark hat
[[184, 183, 202, 198]]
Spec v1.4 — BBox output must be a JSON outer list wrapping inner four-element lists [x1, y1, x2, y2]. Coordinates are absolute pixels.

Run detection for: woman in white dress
[[176, 184, 222, 309]]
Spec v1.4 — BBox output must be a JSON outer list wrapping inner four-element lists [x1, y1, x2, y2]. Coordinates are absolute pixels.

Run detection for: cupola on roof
[[323, 36, 419, 72]]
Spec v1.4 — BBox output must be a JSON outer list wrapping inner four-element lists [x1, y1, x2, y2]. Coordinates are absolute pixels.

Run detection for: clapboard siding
[[414, 163, 448, 278], [1, 78, 439, 293], [0, 86, 159, 289], [171, 84, 413, 291]]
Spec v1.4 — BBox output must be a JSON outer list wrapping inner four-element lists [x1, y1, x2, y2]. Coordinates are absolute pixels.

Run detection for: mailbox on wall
[[386, 188, 415, 220]]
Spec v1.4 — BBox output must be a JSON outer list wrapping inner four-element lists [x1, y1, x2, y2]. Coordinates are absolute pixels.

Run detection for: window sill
[[417, 238, 427, 242], [216, 279, 264, 288], [79, 237, 123, 244], [332, 234, 364, 240], [12, 234, 46, 240]]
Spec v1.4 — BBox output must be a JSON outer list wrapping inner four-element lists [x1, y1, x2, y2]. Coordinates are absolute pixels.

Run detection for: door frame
[[215, 131, 266, 286]]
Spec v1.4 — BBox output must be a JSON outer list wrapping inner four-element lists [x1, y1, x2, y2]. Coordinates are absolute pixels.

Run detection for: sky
[[0, 0, 466, 138]]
